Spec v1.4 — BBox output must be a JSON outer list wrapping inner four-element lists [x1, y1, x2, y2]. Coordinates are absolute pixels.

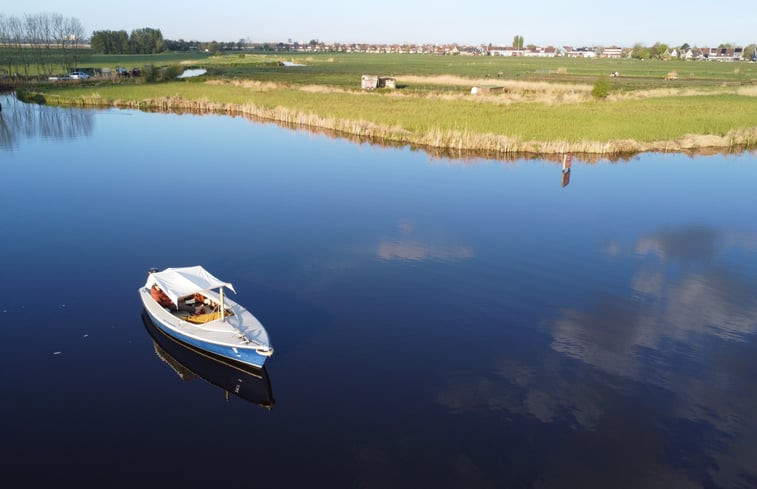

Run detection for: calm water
[[1, 93, 757, 488]]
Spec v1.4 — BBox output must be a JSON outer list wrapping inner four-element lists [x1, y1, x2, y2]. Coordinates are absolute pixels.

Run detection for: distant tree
[[117, 30, 129, 53], [717, 43, 734, 49], [513, 35, 524, 49], [652, 42, 669, 59], [165, 38, 188, 51], [51, 14, 85, 72], [65, 17, 87, 70], [744, 44, 757, 61], [631, 43, 650, 60], [1, 14, 29, 76], [24, 13, 57, 75], [0, 12, 87, 76], [202, 40, 219, 54], [91, 30, 130, 54], [90, 30, 106, 52], [0, 15, 11, 75], [129, 28, 164, 54]]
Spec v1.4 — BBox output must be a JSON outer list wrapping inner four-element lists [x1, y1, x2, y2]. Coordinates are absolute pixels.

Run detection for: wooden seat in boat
[[184, 310, 234, 324]]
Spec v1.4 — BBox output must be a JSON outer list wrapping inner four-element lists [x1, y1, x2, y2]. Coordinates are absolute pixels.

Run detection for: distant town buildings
[[253, 41, 754, 62]]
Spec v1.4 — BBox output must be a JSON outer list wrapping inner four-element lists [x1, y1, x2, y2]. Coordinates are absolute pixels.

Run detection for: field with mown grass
[[17, 52, 757, 155]]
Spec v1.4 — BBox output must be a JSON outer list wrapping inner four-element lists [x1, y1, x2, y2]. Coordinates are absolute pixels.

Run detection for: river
[[1, 93, 756, 488]]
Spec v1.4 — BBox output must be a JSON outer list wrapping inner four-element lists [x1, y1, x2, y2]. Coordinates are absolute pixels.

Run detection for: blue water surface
[[1, 94, 756, 488]]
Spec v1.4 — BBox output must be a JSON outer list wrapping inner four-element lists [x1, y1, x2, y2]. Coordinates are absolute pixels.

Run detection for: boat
[[138, 266, 273, 368], [141, 311, 275, 408]]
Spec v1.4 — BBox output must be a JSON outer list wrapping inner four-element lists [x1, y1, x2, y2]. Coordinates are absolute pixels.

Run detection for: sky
[[4, 0, 756, 47]]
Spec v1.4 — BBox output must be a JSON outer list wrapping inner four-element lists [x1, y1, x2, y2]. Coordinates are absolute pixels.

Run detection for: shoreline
[[15, 89, 757, 157]]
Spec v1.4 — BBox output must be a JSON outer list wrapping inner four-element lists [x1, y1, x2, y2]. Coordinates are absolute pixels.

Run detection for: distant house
[[600, 47, 623, 58], [487, 46, 524, 56], [701, 47, 741, 61], [524, 47, 557, 57], [565, 47, 597, 58], [460, 46, 482, 56]]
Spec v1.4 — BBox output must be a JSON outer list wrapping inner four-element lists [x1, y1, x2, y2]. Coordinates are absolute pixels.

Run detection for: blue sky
[[5, 0, 755, 47]]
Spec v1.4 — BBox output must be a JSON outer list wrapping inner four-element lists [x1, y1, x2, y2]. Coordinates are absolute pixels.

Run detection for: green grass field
[[16, 51, 757, 154], [189, 53, 757, 92], [76, 50, 757, 90], [83, 50, 210, 68]]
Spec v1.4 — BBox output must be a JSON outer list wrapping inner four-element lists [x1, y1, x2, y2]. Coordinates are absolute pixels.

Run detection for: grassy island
[[16, 53, 757, 156]]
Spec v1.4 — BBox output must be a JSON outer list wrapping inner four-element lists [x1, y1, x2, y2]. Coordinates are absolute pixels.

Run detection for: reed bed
[[608, 85, 757, 101], [203, 78, 585, 105], [401, 75, 592, 93]]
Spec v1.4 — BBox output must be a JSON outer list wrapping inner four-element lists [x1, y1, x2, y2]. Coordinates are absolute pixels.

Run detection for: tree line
[[90, 28, 165, 54], [0, 12, 86, 78], [91, 30, 246, 55], [164, 39, 245, 53], [630, 42, 757, 60]]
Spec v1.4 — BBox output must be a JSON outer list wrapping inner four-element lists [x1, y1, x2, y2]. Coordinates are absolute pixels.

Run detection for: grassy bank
[[20, 79, 757, 155], [13, 52, 757, 155]]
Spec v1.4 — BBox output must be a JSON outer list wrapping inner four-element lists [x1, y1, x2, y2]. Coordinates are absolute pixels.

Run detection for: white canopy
[[145, 266, 236, 307]]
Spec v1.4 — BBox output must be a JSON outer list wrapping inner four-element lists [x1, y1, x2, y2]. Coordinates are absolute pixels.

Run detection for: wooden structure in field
[[361, 75, 379, 89], [470, 86, 506, 95], [361, 75, 396, 89]]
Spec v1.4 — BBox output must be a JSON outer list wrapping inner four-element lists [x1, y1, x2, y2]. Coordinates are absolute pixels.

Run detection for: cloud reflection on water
[[552, 224, 757, 487], [437, 224, 757, 488], [377, 240, 474, 262], [634, 225, 720, 262], [376, 219, 474, 262]]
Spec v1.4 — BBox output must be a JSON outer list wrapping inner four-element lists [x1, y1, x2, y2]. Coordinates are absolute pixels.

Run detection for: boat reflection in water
[[141, 311, 275, 409]]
